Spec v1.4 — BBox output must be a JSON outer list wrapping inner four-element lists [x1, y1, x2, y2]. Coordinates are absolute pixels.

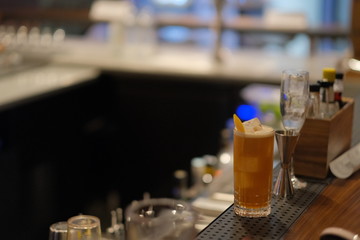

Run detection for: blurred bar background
[[0, 0, 358, 239]]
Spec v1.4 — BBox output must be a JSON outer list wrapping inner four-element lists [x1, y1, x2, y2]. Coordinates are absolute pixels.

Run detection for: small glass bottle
[[318, 80, 331, 119], [322, 68, 336, 101], [307, 83, 320, 118], [334, 72, 344, 108], [322, 68, 339, 117]]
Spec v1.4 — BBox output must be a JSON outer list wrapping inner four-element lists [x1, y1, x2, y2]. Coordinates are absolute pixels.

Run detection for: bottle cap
[[317, 80, 331, 87], [322, 68, 336, 82], [335, 72, 344, 80], [309, 83, 320, 92]]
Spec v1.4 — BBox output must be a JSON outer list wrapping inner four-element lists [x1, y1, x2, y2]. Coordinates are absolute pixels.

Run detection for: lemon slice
[[233, 114, 245, 133]]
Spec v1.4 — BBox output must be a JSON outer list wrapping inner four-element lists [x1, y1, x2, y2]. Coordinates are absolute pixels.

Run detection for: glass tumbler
[[67, 215, 102, 240], [49, 221, 68, 240], [125, 198, 197, 240], [233, 125, 275, 218]]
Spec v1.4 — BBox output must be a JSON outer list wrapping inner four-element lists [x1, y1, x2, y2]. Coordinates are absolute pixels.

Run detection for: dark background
[[0, 71, 247, 239]]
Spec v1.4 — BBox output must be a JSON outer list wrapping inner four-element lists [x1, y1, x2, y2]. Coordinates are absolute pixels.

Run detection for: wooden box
[[293, 98, 354, 179]]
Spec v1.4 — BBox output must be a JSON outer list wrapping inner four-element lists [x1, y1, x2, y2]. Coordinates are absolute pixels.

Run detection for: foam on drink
[[239, 117, 274, 136]]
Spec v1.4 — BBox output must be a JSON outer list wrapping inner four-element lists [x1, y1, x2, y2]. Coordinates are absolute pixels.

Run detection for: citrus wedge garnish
[[233, 114, 245, 133]]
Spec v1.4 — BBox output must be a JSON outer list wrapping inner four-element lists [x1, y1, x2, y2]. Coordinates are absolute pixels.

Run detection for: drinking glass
[[125, 198, 197, 240], [233, 125, 275, 217], [280, 69, 309, 189], [49, 221, 68, 240], [67, 215, 102, 240]]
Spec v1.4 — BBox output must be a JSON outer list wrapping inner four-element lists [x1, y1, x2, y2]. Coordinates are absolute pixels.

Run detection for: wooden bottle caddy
[[293, 97, 354, 179]]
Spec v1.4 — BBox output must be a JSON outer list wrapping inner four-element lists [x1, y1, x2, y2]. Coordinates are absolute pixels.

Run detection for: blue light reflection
[[236, 104, 258, 121]]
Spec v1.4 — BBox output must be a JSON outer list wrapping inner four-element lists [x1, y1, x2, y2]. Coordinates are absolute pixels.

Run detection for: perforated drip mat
[[196, 174, 329, 240]]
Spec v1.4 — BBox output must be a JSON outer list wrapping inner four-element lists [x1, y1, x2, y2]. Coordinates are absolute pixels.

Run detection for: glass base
[[291, 175, 307, 189], [233, 204, 271, 218]]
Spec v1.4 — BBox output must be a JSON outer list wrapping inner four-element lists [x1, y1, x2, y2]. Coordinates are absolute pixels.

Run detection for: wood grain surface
[[294, 98, 354, 179], [351, 0, 360, 60], [284, 170, 360, 239]]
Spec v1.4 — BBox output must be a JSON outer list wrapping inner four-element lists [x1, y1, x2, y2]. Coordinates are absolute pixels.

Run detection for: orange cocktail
[[233, 122, 274, 218]]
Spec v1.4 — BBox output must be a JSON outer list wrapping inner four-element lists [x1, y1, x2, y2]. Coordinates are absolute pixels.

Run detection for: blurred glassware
[[125, 198, 198, 240], [49, 221, 68, 240], [40, 27, 53, 47], [16, 25, 28, 47], [29, 26, 41, 47], [173, 169, 188, 200], [67, 215, 102, 240], [53, 28, 66, 44], [106, 208, 125, 240], [1, 25, 15, 48], [188, 157, 206, 198]]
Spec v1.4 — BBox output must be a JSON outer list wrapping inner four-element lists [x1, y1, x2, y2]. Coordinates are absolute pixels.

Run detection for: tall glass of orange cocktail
[[233, 116, 274, 217]]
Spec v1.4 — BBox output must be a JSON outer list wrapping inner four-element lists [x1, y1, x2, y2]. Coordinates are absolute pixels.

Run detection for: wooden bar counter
[[196, 169, 360, 240], [196, 92, 360, 239], [284, 171, 360, 239]]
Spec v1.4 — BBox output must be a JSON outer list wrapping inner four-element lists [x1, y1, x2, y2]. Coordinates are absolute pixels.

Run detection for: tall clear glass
[[233, 125, 275, 217], [280, 69, 309, 189]]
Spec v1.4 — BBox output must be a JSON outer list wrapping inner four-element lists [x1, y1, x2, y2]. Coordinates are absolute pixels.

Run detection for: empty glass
[[125, 198, 197, 240], [49, 221, 68, 240], [67, 215, 102, 240]]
